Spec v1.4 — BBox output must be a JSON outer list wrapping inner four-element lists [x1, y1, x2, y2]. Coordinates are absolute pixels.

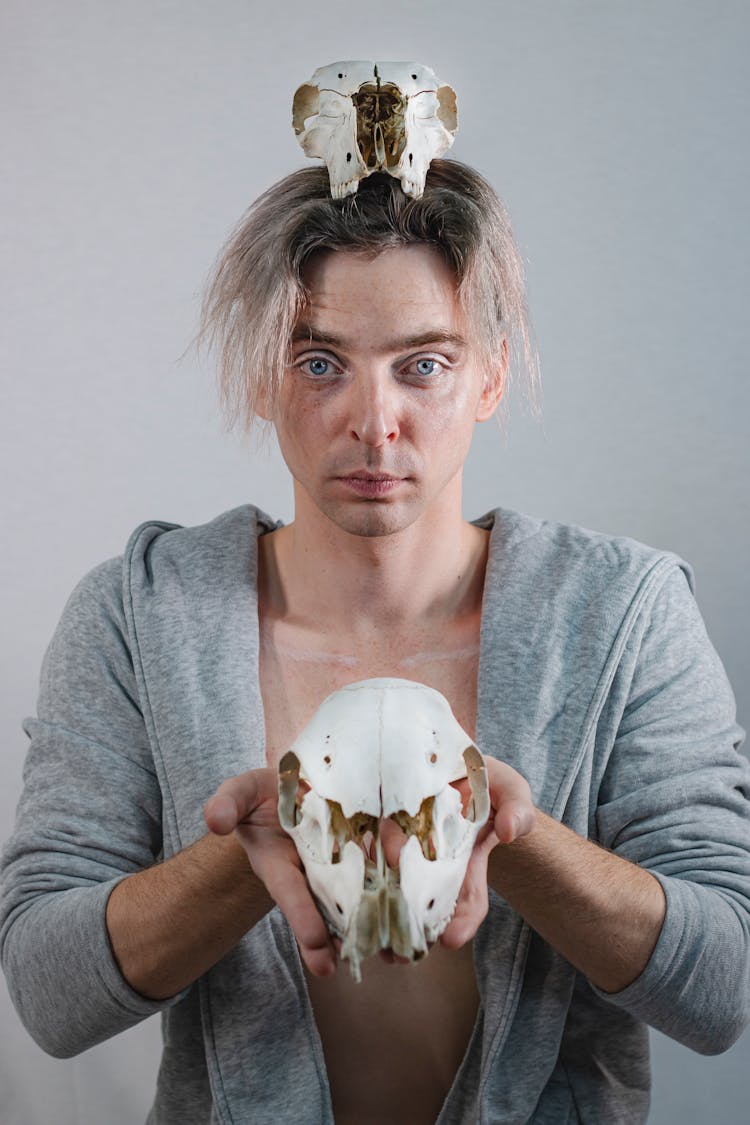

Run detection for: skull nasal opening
[[353, 83, 407, 170]]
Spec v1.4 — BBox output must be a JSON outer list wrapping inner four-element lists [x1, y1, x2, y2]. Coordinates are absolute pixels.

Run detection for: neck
[[259, 488, 488, 638]]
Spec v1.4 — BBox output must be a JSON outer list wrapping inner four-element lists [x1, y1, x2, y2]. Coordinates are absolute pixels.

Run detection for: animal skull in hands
[[278, 678, 489, 981], [292, 61, 458, 199]]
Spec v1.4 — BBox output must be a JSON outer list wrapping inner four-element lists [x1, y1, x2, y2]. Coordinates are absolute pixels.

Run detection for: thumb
[[204, 792, 242, 835], [493, 801, 536, 845], [204, 768, 276, 834]]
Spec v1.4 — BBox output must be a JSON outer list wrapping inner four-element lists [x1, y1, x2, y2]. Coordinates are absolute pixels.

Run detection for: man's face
[[270, 244, 503, 538]]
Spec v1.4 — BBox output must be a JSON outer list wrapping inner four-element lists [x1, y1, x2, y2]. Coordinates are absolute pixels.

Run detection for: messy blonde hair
[[198, 159, 538, 430]]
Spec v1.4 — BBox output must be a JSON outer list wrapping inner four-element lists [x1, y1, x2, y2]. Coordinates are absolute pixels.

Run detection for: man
[[2, 161, 749, 1124]]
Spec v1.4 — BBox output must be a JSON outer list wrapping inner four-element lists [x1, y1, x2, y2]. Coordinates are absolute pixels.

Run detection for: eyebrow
[[291, 324, 468, 351]]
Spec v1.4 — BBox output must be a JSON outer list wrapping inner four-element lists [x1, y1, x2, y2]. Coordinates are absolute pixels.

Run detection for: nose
[[349, 373, 400, 446]]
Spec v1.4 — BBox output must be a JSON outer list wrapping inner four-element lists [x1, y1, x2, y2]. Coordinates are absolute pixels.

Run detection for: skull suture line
[[278, 678, 490, 981], [292, 61, 458, 200]]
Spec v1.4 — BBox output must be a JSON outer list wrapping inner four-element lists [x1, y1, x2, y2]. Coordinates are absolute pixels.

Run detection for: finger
[[483, 755, 532, 805], [303, 944, 338, 978], [252, 847, 337, 976], [378, 947, 416, 966], [493, 800, 537, 845], [449, 777, 472, 815], [440, 874, 490, 949], [204, 768, 277, 833], [440, 848, 491, 949], [380, 818, 407, 868], [203, 793, 240, 835], [483, 757, 536, 843]]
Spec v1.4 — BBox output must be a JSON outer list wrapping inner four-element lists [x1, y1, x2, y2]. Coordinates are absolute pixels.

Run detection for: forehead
[[297, 245, 464, 339]]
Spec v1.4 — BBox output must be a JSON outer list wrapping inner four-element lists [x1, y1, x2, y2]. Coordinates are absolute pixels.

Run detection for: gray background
[[1, 1, 748, 1121]]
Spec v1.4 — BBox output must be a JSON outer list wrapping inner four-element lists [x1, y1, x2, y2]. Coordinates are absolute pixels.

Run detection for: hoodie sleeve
[[593, 565, 750, 1054], [0, 558, 182, 1058]]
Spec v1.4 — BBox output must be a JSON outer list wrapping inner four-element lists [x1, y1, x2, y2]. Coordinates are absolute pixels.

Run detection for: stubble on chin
[[318, 497, 419, 540]]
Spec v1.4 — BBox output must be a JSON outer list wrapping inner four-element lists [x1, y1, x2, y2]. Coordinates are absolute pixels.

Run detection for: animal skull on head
[[292, 61, 458, 199]]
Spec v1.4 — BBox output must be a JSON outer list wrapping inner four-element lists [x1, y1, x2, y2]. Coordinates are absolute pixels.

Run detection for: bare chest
[[259, 621, 481, 771], [259, 621, 481, 1122]]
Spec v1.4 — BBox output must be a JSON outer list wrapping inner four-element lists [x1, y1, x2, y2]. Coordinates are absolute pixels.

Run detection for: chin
[[321, 500, 420, 539]]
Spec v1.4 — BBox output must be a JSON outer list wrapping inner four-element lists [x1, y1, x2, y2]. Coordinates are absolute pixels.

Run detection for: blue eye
[[306, 358, 331, 376], [411, 358, 442, 378]]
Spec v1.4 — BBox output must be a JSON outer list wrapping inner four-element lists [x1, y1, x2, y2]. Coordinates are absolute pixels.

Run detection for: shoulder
[[52, 504, 281, 647], [48, 555, 128, 659], [123, 503, 281, 587], [476, 506, 694, 609]]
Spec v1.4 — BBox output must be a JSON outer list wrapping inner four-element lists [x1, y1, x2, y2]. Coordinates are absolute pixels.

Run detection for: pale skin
[[106, 245, 666, 1121]]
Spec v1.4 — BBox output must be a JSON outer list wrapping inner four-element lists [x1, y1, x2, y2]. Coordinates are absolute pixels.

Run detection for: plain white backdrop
[[1, 1, 748, 1121]]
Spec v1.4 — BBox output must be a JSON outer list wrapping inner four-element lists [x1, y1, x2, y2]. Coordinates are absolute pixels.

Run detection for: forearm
[[488, 810, 666, 993], [106, 831, 274, 1000]]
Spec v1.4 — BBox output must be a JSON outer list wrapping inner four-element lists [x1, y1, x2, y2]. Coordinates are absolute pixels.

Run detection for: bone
[[292, 60, 458, 199], [277, 678, 489, 979]]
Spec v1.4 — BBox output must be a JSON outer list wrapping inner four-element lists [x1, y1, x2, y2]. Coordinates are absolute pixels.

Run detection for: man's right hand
[[204, 768, 337, 977], [106, 767, 335, 1001]]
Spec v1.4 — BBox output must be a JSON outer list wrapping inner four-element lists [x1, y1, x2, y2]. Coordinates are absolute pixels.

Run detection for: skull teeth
[[330, 178, 359, 199]]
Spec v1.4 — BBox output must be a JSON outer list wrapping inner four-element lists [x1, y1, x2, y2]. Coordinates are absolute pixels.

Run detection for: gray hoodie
[[2, 505, 749, 1124]]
